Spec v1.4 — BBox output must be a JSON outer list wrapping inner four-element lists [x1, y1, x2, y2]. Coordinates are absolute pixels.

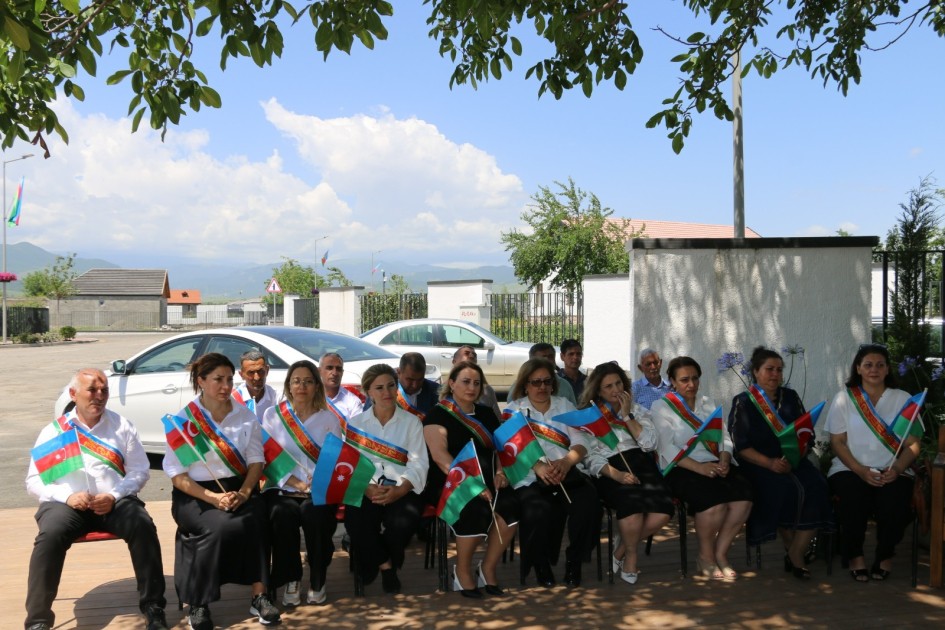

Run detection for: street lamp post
[[2, 153, 35, 344]]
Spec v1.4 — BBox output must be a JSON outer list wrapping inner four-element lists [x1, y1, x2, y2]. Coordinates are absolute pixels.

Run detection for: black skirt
[[665, 465, 753, 514], [594, 449, 675, 519]]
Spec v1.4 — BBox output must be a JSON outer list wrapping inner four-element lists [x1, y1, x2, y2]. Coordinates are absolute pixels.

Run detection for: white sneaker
[[282, 581, 301, 607], [306, 584, 327, 605]]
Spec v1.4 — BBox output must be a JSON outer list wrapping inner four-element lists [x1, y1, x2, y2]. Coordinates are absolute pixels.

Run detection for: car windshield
[[243, 326, 399, 362]]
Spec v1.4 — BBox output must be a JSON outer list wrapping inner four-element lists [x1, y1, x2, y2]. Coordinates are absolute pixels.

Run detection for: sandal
[[696, 559, 724, 580], [717, 563, 738, 580], [870, 562, 891, 581], [850, 568, 870, 583]]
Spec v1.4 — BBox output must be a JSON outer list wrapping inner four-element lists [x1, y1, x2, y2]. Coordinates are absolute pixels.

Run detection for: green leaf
[[686, 32, 705, 43], [614, 68, 626, 90], [199, 86, 222, 108], [357, 30, 375, 50], [131, 107, 145, 132], [582, 75, 592, 97], [671, 133, 684, 154], [511, 36, 522, 56], [3, 16, 31, 51], [61, 0, 80, 16]]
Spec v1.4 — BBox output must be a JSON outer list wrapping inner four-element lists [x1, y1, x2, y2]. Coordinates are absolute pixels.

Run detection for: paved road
[[0, 332, 176, 509]]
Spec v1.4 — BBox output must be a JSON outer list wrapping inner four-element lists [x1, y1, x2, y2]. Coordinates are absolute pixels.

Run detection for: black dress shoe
[[381, 568, 401, 593], [459, 587, 483, 599], [564, 560, 582, 587], [483, 584, 507, 597], [784, 554, 811, 580], [535, 563, 556, 587]]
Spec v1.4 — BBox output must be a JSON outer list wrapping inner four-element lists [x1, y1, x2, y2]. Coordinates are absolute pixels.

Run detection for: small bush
[[42, 331, 62, 343], [17, 332, 39, 344], [60, 326, 77, 340]]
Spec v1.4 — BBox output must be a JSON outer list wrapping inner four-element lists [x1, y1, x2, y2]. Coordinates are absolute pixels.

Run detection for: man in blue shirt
[[631, 348, 671, 409]]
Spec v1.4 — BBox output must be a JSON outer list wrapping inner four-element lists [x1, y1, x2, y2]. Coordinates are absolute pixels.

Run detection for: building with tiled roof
[[55, 269, 170, 329], [609, 218, 762, 240]]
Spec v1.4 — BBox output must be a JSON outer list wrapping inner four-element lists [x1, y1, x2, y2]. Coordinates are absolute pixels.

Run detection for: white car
[[360, 318, 532, 394], [54, 326, 424, 454]]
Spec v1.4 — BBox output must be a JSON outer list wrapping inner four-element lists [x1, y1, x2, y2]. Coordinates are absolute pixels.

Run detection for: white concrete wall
[[582, 274, 632, 370], [428, 280, 493, 328], [319, 286, 364, 336], [284, 294, 298, 327], [626, 238, 876, 420]]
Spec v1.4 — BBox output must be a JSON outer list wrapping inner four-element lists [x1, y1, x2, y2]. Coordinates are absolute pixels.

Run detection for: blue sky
[[3, 4, 942, 271]]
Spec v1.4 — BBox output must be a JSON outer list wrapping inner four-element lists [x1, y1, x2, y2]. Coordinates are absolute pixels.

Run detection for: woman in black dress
[[423, 360, 518, 597]]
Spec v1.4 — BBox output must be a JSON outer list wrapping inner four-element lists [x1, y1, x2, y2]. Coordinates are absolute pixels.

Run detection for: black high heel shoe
[[784, 554, 811, 580], [453, 567, 482, 599]]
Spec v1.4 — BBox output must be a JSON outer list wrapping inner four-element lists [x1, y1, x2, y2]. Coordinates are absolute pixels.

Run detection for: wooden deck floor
[[3, 501, 944, 629]]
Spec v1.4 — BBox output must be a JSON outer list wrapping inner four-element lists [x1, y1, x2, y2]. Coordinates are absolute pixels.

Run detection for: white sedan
[[54, 326, 411, 454], [360, 318, 532, 394]]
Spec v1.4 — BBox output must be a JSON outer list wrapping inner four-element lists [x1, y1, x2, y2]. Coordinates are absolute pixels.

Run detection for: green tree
[[881, 176, 943, 360], [324, 265, 352, 288], [263, 256, 319, 306], [2, 2, 941, 153], [21, 253, 77, 320], [500, 178, 640, 292], [386, 273, 410, 294]]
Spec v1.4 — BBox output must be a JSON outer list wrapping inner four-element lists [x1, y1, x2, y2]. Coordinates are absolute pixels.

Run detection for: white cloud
[[7, 98, 525, 267], [262, 99, 526, 257], [798, 221, 860, 237]]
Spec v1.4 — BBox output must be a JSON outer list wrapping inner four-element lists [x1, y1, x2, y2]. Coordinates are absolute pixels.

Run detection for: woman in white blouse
[[824, 343, 921, 582], [260, 360, 342, 606], [652, 356, 752, 580], [343, 363, 429, 594], [504, 358, 600, 588], [580, 361, 673, 585], [163, 353, 279, 630]]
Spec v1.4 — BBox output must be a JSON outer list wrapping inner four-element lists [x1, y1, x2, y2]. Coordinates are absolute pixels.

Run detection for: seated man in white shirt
[[232, 350, 277, 420], [319, 352, 364, 421], [25, 368, 166, 630]]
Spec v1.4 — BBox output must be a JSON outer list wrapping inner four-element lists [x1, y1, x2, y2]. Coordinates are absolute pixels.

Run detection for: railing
[[489, 290, 583, 344], [6, 306, 49, 336], [874, 249, 945, 359], [361, 293, 428, 332], [294, 297, 320, 328]]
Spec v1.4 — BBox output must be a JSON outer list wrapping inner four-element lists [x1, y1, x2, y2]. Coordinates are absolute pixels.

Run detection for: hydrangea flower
[[898, 356, 918, 377]]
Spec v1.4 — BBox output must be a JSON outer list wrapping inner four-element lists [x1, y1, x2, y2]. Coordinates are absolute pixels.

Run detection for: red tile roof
[[610, 218, 761, 239], [168, 289, 202, 305]]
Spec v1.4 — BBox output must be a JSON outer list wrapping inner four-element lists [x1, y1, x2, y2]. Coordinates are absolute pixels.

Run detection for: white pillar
[[283, 294, 299, 327], [318, 286, 364, 336], [427, 279, 493, 328]]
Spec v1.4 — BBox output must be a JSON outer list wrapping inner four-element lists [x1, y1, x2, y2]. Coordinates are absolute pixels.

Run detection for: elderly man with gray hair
[[630, 348, 671, 409]]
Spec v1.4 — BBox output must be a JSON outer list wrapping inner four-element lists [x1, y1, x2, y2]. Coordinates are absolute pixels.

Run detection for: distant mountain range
[[3, 241, 524, 299]]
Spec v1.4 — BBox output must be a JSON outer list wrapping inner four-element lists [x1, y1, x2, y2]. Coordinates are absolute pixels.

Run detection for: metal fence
[[294, 297, 320, 328], [360, 293, 428, 332], [874, 248, 945, 359], [489, 290, 583, 344], [7, 306, 49, 336]]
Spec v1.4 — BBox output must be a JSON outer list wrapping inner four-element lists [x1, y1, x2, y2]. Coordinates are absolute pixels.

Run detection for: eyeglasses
[[527, 378, 554, 388], [290, 379, 316, 387]]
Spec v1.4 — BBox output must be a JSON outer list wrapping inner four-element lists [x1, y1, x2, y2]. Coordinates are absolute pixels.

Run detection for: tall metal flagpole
[[2, 153, 35, 344]]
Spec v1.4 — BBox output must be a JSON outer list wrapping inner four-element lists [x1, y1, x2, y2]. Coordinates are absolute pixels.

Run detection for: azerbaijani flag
[[437, 440, 488, 526], [662, 410, 724, 475], [162, 414, 209, 467], [32, 429, 83, 484], [891, 390, 927, 442], [321, 250, 329, 266], [778, 401, 826, 467], [6, 177, 23, 227], [261, 428, 299, 488], [553, 406, 619, 450], [311, 433, 374, 507], [493, 411, 543, 486]]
